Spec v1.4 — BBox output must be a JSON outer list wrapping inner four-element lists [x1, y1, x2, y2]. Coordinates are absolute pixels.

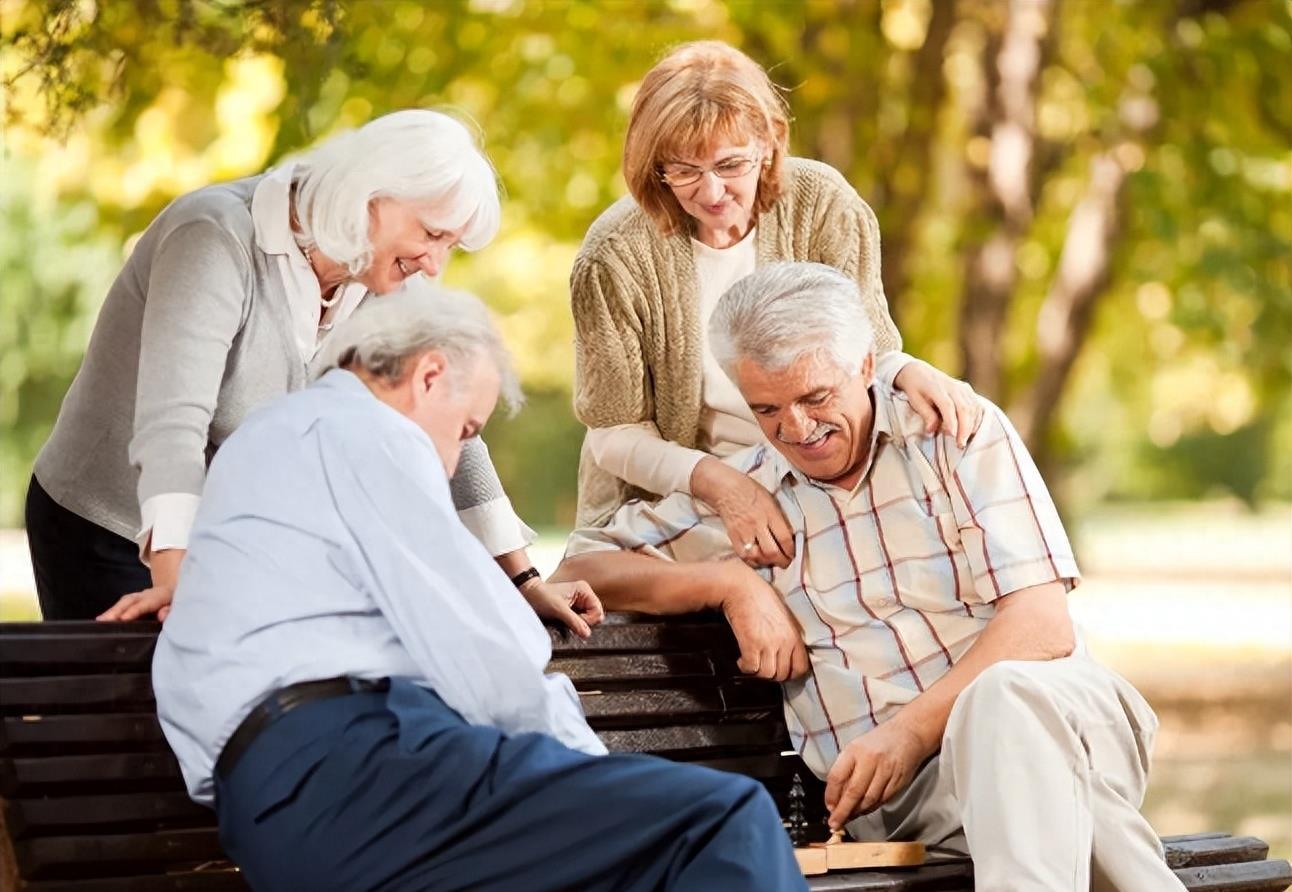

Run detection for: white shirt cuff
[[457, 497, 537, 558], [875, 350, 916, 390], [137, 493, 202, 564]]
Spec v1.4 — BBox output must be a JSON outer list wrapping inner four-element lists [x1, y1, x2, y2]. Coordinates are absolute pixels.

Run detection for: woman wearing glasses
[[571, 41, 982, 567]]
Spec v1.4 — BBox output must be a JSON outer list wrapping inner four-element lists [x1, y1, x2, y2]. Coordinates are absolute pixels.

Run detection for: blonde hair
[[623, 41, 791, 235]]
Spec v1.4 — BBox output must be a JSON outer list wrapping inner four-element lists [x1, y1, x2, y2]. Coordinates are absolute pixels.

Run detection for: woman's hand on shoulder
[[690, 456, 795, 569], [892, 360, 983, 449]]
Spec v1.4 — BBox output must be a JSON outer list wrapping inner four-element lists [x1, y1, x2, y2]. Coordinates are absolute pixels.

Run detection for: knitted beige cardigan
[[570, 157, 901, 526]]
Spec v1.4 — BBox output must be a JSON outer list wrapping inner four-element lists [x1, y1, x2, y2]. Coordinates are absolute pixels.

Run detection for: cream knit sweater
[[570, 156, 901, 526]]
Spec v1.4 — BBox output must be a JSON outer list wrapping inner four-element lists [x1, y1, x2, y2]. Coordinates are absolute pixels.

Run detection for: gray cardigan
[[35, 175, 511, 544]]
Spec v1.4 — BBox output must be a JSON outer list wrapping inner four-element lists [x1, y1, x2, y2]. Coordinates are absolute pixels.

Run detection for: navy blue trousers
[[215, 679, 806, 892]]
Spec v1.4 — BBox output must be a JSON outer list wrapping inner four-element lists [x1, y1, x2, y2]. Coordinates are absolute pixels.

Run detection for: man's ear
[[860, 351, 876, 387], [409, 349, 450, 397]]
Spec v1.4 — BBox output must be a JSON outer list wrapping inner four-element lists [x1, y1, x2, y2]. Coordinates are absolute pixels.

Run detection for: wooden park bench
[[2, 614, 1289, 891]]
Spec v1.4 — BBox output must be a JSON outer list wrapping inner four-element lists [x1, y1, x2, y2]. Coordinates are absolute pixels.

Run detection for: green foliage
[[0, 157, 120, 521], [1, 0, 1289, 528]]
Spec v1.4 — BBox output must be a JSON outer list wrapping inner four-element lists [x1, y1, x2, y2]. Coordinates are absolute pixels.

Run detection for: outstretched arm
[[553, 550, 809, 682]]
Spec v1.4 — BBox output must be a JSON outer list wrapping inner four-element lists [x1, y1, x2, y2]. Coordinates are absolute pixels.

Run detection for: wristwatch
[[510, 567, 541, 589]]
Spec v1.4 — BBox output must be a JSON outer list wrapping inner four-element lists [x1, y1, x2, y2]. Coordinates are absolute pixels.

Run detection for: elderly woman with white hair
[[28, 109, 573, 629]]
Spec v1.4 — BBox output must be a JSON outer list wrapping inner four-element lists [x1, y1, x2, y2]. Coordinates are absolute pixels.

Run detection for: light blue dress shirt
[[153, 369, 606, 805]]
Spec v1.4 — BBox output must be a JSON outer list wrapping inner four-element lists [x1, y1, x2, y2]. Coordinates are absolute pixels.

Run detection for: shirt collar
[[314, 368, 438, 446], [250, 163, 298, 256], [776, 384, 895, 494], [315, 367, 370, 395]]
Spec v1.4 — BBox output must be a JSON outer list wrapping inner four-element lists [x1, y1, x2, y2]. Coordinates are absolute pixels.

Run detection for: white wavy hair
[[291, 109, 501, 276], [313, 280, 523, 415], [708, 261, 876, 379]]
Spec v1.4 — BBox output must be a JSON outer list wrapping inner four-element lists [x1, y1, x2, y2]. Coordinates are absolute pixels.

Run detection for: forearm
[[494, 548, 531, 577], [889, 582, 1075, 755], [586, 423, 705, 497], [552, 551, 731, 614], [149, 548, 186, 589], [494, 548, 545, 601]]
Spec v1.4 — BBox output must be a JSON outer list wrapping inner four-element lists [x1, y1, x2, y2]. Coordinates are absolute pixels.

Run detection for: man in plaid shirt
[[557, 262, 1183, 890]]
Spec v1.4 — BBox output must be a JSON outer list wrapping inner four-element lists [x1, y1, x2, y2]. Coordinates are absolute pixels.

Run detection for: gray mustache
[[777, 422, 840, 446]]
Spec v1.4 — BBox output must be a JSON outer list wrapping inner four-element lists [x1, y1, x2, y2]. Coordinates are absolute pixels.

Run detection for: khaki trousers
[[847, 654, 1185, 891]]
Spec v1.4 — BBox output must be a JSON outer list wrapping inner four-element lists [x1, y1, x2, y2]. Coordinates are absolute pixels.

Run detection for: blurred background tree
[[2, 0, 1289, 528]]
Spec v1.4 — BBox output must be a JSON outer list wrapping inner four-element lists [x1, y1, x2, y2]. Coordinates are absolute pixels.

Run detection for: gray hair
[[313, 280, 523, 415], [291, 109, 501, 276], [708, 261, 876, 380]]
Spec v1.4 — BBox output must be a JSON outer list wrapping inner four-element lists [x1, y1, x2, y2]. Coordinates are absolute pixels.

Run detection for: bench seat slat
[[1, 715, 166, 755], [2, 754, 185, 797], [686, 752, 798, 778], [1172, 860, 1292, 892], [15, 827, 226, 880], [3, 793, 212, 838], [18, 870, 247, 891], [580, 684, 781, 724], [805, 860, 972, 890], [600, 720, 789, 756], [549, 653, 715, 685], [1167, 836, 1272, 869], [0, 636, 158, 675], [549, 622, 736, 656], [0, 623, 161, 638], [1, 676, 155, 716]]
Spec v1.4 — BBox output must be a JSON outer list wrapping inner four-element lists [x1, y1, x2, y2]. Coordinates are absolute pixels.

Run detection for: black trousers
[[25, 475, 150, 620]]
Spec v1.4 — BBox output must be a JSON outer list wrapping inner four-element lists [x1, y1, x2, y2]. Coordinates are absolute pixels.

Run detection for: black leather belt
[[216, 676, 391, 779]]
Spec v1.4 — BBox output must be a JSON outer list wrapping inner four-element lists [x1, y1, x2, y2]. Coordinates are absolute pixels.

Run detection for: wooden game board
[[794, 840, 926, 876]]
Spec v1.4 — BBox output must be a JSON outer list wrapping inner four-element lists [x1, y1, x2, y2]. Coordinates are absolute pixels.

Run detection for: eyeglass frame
[[657, 154, 764, 189]]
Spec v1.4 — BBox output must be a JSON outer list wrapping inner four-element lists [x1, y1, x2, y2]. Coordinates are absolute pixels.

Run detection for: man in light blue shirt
[[152, 284, 805, 892]]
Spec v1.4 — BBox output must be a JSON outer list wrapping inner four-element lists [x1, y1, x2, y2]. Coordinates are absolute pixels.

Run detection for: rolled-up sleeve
[[450, 436, 536, 556], [942, 403, 1081, 601]]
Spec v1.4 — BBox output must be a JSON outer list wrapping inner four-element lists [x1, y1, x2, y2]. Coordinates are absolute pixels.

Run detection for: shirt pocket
[[888, 489, 978, 612]]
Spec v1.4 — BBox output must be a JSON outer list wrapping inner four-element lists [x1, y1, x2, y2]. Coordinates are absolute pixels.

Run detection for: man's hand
[[824, 718, 929, 829], [718, 560, 808, 681], [520, 578, 605, 639], [97, 548, 185, 622]]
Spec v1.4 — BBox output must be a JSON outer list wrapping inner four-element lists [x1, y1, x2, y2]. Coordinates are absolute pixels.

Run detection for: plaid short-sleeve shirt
[[567, 385, 1080, 779]]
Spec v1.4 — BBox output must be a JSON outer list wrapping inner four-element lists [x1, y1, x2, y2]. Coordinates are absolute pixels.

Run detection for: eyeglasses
[[658, 156, 761, 188]]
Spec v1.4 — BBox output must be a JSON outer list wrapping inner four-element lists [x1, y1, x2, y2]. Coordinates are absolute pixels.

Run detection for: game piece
[[786, 773, 809, 848]]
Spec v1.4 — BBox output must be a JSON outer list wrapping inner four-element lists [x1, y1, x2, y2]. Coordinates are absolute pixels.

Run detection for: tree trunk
[[878, 0, 957, 321], [957, 0, 1054, 400], [1010, 150, 1130, 461]]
